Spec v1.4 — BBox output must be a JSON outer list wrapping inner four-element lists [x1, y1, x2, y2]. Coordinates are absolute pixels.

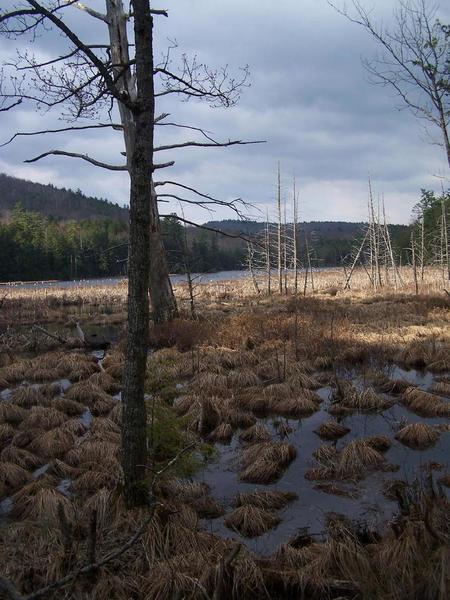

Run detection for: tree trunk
[[149, 183, 178, 323], [121, 0, 155, 508]]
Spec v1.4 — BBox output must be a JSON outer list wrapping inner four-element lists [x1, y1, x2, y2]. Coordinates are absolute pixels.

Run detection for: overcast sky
[[0, 0, 449, 225]]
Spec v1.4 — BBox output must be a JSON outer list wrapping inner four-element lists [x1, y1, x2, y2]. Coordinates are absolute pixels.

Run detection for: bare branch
[[0, 98, 22, 112], [154, 139, 265, 152], [24, 150, 127, 171], [1, 123, 122, 148], [69, 2, 108, 23]]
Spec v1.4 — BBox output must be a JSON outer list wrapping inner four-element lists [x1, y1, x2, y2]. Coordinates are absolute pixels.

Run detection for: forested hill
[[205, 219, 366, 239], [0, 173, 128, 222]]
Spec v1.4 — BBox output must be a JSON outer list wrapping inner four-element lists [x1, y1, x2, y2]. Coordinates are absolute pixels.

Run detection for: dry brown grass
[[239, 441, 296, 484], [225, 504, 281, 537], [337, 440, 386, 479], [208, 422, 234, 443], [365, 435, 392, 452], [19, 406, 67, 431], [0, 423, 15, 449], [0, 461, 32, 491], [239, 423, 271, 443], [0, 446, 42, 470], [395, 423, 440, 449], [402, 387, 450, 417], [234, 490, 297, 510], [11, 484, 74, 526], [430, 381, 450, 397], [11, 386, 45, 408], [51, 397, 85, 416], [314, 420, 350, 440], [0, 403, 27, 425], [88, 371, 121, 394], [29, 428, 75, 459]]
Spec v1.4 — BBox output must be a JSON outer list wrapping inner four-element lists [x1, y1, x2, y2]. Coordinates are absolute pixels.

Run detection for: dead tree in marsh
[[293, 177, 300, 294], [329, 0, 450, 168], [0, 0, 259, 508], [277, 162, 283, 294]]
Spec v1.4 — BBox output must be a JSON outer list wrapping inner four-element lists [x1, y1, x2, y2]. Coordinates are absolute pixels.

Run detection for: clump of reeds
[[12, 484, 74, 526], [313, 482, 359, 498], [312, 444, 339, 468], [227, 369, 261, 389], [11, 386, 45, 408], [90, 417, 121, 435], [313, 356, 333, 370], [395, 423, 440, 449], [224, 504, 281, 537], [304, 466, 336, 481], [88, 371, 121, 394], [430, 381, 450, 397], [337, 439, 385, 479], [402, 387, 450, 417], [378, 378, 410, 395], [51, 397, 85, 416], [314, 420, 350, 440], [0, 446, 42, 470], [191, 495, 225, 519], [29, 428, 75, 459], [0, 423, 14, 448], [234, 489, 297, 510], [239, 442, 296, 484], [437, 474, 450, 487], [11, 427, 43, 449], [47, 458, 80, 479], [0, 362, 28, 384], [208, 422, 234, 443], [158, 478, 209, 502], [65, 381, 104, 403], [72, 466, 121, 493], [0, 403, 27, 425], [365, 435, 391, 452], [276, 397, 318, 418], [19, 406, 67, 431], [39, 382, 61, 398], [60, 418, 87, 436], [0, 461, 32, 492], [239, 423, 271, 444], [335, 382, 392, 412]]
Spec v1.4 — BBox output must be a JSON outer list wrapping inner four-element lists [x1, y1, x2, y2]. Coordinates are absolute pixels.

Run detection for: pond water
[[0, 268, 334, 290], [195, 368, 450, 556]]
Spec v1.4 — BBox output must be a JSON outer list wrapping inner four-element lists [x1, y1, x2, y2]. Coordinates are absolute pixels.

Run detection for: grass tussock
[[0, 446, 42, 470], [314, 420, 350, 440], [334, 381, 392, 412], [402, 387, 450, 417], [29, 428, 75, 459], [208, 422, 234, 443], [11, 427, 44, 449], [276, 397, 318, 418], [239, 442, 296, 484], [51, 397, 85, 416], [11, 386, 45, 408], [430, 381, 450, 397], [227, 369, 261, 389], [88, 371, 121, 394], [19, 406, 67, 431], [234, 489, 297, 510], [0, 423, 15, 448], [395, 423, 440, 449], [0, 403, 27, 425], [191, 494, 225, 519], [224, 504, 281, 537], [337, 439, 386, 479], [365, 435, 392, 452], [11, 484, 74, 526], [239, 423, 271, 444], [0, 461, 32, 492]]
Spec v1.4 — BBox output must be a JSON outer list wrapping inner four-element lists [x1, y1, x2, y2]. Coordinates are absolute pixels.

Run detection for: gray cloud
[[0, 0, 449, 225]]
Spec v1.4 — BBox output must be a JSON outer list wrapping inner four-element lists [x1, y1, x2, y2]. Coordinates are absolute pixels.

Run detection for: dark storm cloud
[[0, 0, 449, 224]]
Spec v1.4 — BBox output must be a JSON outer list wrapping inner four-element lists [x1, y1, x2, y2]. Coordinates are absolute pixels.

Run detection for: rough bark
[[149, 183, 178, 323], [121, 0, 154, 508]]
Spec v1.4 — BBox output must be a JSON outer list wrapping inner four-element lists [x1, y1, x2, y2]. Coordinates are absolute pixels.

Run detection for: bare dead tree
[[0, 1, 259, 508], [328, 0, 450, 168]]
